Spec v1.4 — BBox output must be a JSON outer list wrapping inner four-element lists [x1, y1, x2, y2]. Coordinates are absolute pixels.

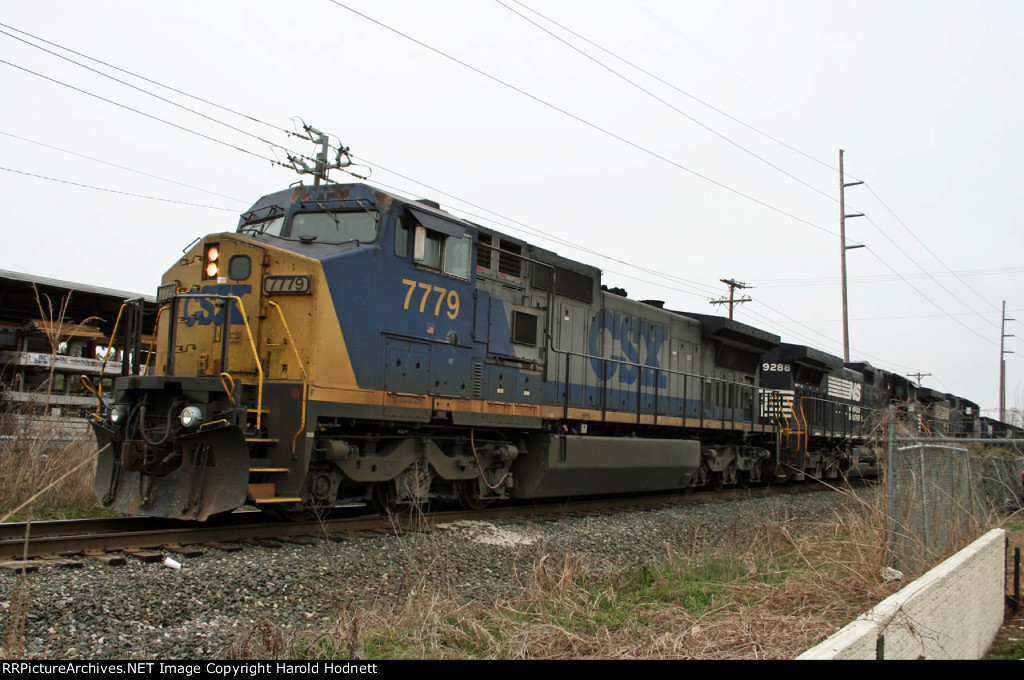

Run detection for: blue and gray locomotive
[[88, 181, 990, 520]]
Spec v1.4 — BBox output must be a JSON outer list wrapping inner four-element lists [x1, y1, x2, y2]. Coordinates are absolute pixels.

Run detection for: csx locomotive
[[88, 182, 996, 521]]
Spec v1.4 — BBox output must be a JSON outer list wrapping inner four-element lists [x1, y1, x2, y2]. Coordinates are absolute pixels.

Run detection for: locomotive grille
[[472, 362, 484, 398]]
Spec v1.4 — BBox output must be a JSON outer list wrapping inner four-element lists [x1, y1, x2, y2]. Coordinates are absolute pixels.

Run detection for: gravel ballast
[[1, 489, 860, 659]]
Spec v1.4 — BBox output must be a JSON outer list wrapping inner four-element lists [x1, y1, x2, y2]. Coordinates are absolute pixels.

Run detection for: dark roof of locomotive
[[676, 311, 780, 353], [765, 343, 844, 371]]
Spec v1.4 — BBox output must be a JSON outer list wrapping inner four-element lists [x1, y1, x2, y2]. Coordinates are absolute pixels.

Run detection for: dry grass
[[228, 484, 907, 660], [0, 285, 104, 522], [0, 431, 98, 522]]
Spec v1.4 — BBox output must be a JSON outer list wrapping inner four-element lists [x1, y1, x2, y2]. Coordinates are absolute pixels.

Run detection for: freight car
[[84, 181, 984, 521]]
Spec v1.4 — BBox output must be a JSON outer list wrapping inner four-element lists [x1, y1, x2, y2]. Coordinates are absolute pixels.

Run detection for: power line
[[862, 248, 997, 347], [0, 57, 284, 167], [494, 0, 839, 205], [358, 153, 722, 297], [852, 210, 1000, 331], [0, 21, 292, 138], [0, 27, 278, 151], [0, 9, 998, 386], [510, 0, 843, 177], [325, 0, 853, 243], [0, 129, 248, 203], [860, 174, 1004, 314], [0, 165, 237, 211], [328, 1, 1008, 350], [628, 0, 842, 160], [757, 265, 1024, 287]]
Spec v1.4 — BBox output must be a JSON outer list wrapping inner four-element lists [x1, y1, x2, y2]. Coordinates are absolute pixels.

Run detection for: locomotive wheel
[[371, 481, 395, 515], [264, 501, 327, 523], [457, 480, 493, 510], [696, 462, 711, 489], [709, 471, 725, 491], [371, 481, 428, 516], [736, 469, 752, 489]]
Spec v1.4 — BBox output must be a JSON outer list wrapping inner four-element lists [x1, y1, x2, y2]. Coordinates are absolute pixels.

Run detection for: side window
[[413, 222, 471, 280], [443, 234, 471, 279], [416, 230, 443, 269], [395, 216, 410, 258]]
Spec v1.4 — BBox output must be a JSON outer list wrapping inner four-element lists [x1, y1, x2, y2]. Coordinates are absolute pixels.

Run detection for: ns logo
[[586, 309, 668, 387], [182, 284, 252, 327]]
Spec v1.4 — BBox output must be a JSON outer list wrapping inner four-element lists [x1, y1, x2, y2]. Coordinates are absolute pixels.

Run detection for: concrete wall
[[798, 528, 1007, 660]]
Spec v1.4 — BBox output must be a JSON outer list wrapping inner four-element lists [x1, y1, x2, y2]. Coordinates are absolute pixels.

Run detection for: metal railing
[[552, 348, 762, 430]]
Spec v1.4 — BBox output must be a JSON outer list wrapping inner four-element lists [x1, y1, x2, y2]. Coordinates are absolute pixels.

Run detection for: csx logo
[[587, 309, 668, 387], [182, 284, 252, 327]]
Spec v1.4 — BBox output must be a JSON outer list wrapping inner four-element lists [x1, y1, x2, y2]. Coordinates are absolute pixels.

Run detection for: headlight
[[180, 406, 203, 429], [109, 405, 126, 424], [203, 243, 221, 280]]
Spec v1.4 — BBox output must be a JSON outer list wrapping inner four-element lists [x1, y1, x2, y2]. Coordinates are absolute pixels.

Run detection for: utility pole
[[1000, 300, 1014, 422], [709, 278, 752, 320], [908, 372, 932, 387], [840, 149, 865, 364], [285, 122, 354, 186]]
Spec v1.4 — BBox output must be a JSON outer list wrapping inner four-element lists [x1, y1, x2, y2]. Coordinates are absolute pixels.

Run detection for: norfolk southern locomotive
[[88, 182, 1000, 520]]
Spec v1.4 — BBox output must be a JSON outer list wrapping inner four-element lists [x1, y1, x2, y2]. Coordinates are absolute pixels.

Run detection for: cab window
[[414, 223, 471, 279]]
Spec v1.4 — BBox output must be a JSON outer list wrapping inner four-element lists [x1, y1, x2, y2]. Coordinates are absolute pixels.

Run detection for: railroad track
[[0, 481, 848, 564]]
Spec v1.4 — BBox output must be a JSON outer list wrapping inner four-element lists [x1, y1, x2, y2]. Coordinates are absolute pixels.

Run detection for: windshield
[[238, 208, 380, 244], [288, 210, 379, 243], [239, 216, 285, 236]]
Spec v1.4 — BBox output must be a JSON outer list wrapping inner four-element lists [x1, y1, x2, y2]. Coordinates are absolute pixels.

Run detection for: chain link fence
[[884, 429, 1024, 574]]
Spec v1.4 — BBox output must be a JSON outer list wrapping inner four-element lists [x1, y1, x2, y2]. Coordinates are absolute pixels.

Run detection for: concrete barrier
[[798, 528, 1007, 660]]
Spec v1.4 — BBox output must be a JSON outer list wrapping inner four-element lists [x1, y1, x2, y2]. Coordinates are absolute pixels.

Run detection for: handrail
[[553, 346, 762, 430], [798, 398, 810, 452], [766, 390, 793, 441], [143, 305, 168, 374], [172, 293, 265, 430], [91, 302, 128, 415], [267, 300, 309, 456], [219, 372, 236, 404]]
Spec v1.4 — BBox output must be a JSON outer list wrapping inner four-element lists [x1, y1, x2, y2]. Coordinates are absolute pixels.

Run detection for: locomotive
[[87, 181, 993, 521]]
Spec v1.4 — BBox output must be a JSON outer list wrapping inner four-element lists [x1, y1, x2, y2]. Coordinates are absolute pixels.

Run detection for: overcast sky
[[0, 0, 1021, 416]]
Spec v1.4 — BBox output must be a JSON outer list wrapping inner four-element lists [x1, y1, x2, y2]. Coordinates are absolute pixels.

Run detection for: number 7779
[[401, 278, 460, 319]]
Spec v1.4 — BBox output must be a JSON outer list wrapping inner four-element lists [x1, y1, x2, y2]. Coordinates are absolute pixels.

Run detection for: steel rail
[[0, 482, 848, 561]]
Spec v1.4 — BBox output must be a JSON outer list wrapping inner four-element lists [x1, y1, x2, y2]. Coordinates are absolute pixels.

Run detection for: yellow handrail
[[267, 300, 308, 455], [88, 302, 128, 416], [219, 372, 236, 404], [224, 295, 264, 430], [174, 293, 265, 429], [798, 397, 810, 452], [143, 305, 168, 374]]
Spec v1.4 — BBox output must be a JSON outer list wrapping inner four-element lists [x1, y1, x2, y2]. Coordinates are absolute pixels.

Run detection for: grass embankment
[[232, 493, 898, 660], [0, 430, 103, 523]]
